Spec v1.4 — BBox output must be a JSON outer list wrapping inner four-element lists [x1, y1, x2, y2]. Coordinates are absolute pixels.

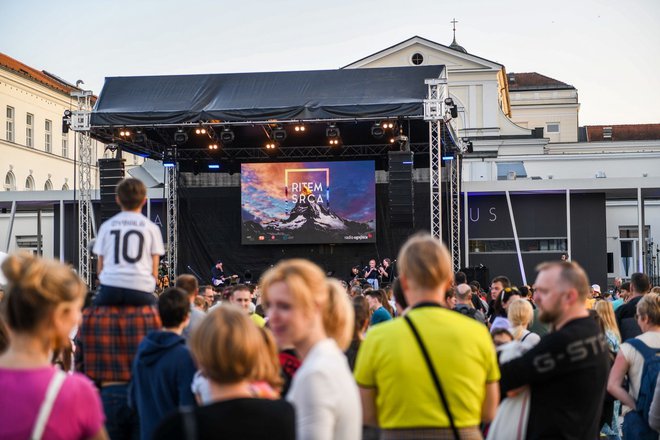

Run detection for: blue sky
[[2, 0, 659, 125]]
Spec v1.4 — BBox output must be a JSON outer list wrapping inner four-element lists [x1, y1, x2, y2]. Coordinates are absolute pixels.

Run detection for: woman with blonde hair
[[0, 253, 107, 440], [507, 298, 541, 349], [261, 259, 360, 440], [608, 292, 660, 439], [155, 305, 295, 439]]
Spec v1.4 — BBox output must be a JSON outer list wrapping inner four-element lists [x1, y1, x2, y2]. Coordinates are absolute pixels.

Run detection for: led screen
[[241, 161, 376, 244]]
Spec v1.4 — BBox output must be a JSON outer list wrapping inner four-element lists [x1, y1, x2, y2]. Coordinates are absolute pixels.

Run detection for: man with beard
[[499, 261, 609, 439]]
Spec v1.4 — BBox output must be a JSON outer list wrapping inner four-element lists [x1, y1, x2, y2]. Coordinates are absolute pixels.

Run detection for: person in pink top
[[0, 253, 107, 440]]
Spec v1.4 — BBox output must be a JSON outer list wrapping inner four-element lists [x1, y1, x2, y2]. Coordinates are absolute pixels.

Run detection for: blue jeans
[[101, 384, 140, 440], [367, 278, 379, 290]]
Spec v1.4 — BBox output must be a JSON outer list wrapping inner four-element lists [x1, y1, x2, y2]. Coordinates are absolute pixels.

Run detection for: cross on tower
[[451, 18, 458, 41]]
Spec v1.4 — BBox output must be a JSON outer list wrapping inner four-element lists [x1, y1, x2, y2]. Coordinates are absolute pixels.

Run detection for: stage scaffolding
[[70, 90, 94, 286]]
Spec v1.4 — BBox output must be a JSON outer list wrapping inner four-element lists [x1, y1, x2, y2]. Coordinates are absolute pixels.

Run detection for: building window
[[26, 113, 34, 147], [411, 52, 424, 65], [6, 106, 14, 142], [44, 179, 53, 191], [469, 238, 567, 253], [546, 123, 560, 133], [62, 136, 68, 158], [62, 182, 69, 190], [4, 171, 16, 191], [25, 175, 35, 190], [45, 119, 52, 153]]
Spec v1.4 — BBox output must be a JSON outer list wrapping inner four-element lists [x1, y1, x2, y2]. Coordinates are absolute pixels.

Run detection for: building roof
[[585, 124, 660, 142], [0, 52, 80, 96], [507, 72, 575, 91], [342, 35, 503, 69]]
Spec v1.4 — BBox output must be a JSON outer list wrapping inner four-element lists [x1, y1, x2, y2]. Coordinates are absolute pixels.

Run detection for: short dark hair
[[631, 273, 651, 294], [491, 276, 511, 288], [175, 274, 198, 297], [116, 178, 146, 210], [454, 271, 467, 285], [158, 287, 190, 328], [392, 278, 407, 310], [621, 282, 631, 291], [231, 284, 251, 297], [491, 328, 513, 339]]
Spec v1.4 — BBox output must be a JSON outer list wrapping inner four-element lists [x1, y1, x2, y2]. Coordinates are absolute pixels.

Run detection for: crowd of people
[[2, 178, 660, 440]]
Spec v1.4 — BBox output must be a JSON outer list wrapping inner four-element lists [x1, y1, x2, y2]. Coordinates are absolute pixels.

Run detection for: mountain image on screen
[[243, 193, 374, 243]]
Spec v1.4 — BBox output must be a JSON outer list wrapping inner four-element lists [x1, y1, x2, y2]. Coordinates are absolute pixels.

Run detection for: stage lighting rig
[[208, 143, 219, 150], [194, 125, 207, 135], [174, 128, 188, 145], [119, 128, 131, 138], [163, 147, 177, 167], [133, 130, 147, 144], [220, 127, 235, 144], [272, 125, 287, 141], [62, 110, 71, 134], [444, 98, 459, 119], [381, 121, 394, 129], [326, 124, 340, 138], [294, 124, 306, 132], [328, 139, 340, 146], [371, 123, 385, 139], [265, 142, 277, 150]]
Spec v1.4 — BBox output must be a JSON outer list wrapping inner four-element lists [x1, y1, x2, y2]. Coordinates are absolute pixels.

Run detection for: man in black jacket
[[615, 272, 651, 341], [499, 261, 609, 440]]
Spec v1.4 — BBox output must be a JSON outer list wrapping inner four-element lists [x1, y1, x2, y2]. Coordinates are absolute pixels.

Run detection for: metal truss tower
[[424, 78, 447, 241], [448, 153, 462, 273], [70, 90, 94, 286], [166, 165, 178, 281]]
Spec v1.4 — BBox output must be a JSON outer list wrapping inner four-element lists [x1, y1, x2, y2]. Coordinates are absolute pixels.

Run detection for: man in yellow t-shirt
[[354, 233, 500, 437]]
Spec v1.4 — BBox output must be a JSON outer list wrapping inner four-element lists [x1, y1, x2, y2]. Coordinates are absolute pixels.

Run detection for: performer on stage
[[211, 260, 226, 287], [379, 258, 394, 286], [364, 259, 379, 289]]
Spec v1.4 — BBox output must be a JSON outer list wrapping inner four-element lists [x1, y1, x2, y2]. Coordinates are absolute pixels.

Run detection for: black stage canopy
[[91, 65, 444, 126]]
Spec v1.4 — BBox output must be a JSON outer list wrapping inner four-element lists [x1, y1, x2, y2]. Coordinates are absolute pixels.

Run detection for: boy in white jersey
[[93, 178, 165, 306]]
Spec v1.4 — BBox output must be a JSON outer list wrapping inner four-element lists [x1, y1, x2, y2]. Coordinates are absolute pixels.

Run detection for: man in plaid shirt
[[77, 304, 160, 439]]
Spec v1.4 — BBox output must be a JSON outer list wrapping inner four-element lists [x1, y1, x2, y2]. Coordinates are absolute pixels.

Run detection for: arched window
[[62, 182, 69, 190], [44, 179, 53, 191], [4, 171, 16, 191], [25, 175, 35, 191]]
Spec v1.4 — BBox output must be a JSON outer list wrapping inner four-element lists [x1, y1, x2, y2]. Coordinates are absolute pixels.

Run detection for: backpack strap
[[404, 315, 460, 440], [626, 338, 660, 360], [31, 369, 67, 440]]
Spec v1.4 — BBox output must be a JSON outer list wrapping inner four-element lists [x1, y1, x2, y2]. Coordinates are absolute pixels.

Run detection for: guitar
[[212, 274, 239, 287]]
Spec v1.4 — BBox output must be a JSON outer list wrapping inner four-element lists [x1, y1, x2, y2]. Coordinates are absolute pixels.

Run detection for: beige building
[[507, 72, 579, 143], [0, 52, 143, 193]]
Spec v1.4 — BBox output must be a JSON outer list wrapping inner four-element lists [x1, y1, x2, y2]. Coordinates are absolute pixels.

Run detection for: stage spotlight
[[220, 127, 235, 144], [329, 139, 340, 146], [119, 129, 131, 137], [294, 124, 306, 132], [265, 142, 277, 150], [272, 125, 287, 141], [174, 129, 188, 145], [133, 130, 146, 143], [371, 123, 385, 139], [194, 126, 207, 135], [163, 147, 176, 167], [208, 143, 219, 150], [381, 121, 394, 129], [208, 164, 220, 170], [326, 124, 340, 138]]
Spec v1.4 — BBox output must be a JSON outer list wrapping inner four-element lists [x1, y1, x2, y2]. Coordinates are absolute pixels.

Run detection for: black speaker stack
[[388, 151, 415, 250], [98, 158, 126, 223]]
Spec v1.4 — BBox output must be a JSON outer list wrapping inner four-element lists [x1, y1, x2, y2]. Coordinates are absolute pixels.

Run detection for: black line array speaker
[[388, 151, 414, 227], [460, 266, 491, 290], [99, 158, 126, 223]]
